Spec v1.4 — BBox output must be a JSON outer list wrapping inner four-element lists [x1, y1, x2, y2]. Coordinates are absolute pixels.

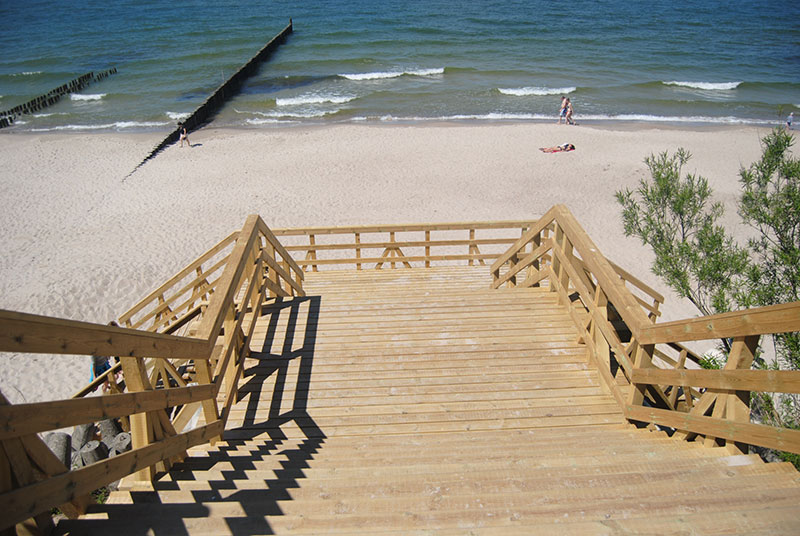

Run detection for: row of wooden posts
[[0, 68, 118, 129], [133, 21, 293, 172]]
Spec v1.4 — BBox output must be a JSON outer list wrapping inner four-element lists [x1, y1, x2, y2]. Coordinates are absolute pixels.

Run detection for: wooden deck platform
[[55, 266, 800, 534]]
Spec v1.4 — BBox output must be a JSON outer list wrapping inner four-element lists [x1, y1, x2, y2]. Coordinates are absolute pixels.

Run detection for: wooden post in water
[[131, 20, 294, 173]]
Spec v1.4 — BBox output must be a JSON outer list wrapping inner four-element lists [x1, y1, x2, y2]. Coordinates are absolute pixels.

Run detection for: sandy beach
[[0, 122, 776, 404]]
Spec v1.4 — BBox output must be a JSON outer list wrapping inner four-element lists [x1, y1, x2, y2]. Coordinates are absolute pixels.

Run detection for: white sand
[[0, 122, 775, 404]]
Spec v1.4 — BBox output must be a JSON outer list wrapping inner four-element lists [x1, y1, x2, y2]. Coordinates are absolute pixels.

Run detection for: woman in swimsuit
[[539, 143, 575, 153]]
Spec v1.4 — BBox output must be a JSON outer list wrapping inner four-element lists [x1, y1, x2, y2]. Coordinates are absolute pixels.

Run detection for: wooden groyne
[[131, 20, 293, 173], [0, 68, 117, 129]]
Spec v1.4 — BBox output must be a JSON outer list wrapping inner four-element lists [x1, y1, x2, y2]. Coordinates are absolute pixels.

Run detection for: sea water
[[0, 0, 798, 132]]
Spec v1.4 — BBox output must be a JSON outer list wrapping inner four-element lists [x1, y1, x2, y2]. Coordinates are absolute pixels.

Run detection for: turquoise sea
[[1, 0, 798, 132]]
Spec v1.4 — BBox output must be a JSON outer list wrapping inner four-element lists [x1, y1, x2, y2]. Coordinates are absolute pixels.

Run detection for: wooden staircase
[[55, 266, 800, 534]]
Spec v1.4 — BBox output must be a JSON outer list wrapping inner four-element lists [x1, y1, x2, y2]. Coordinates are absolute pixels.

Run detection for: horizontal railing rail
[[491, 204, 800, 457], [0, 214, 303, 532], [273, 220, 538, 271]]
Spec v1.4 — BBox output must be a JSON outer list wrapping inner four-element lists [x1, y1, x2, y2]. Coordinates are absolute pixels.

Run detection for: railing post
[[529, 232, 541, 286], [592, 288, 612, 395], [355, 232, 362, 270], [265, 241, 279, 297], [468, 229, 475, 266], [701, 335, 760, 452], [307, 234, 318, 272], [425, 230, 431, 268], [119, 356, 157, 483], [627, 343, 656, 408], [390, 232, 397, 269]]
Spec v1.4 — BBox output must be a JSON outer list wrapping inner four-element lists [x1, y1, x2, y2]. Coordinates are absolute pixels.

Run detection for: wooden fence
[[0, 68, 118, 129], [0, 215, 303, 533], [134, 20, 293, 171], [491, 204, 800, 456], [272, 221, 540, 271], [2, 206, 798, 531]]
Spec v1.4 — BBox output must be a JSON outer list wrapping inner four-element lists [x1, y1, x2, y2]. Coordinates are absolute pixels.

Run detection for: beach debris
[[0, 68, 117, 128], [71, 422, 97, 452], [44, 432, 72, 468], [80, 440, 109, 465], [108, 432, 132, 457], [127, 20, 294, 177]]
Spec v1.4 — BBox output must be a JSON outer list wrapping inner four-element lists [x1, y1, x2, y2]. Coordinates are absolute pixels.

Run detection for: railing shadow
[[56, 296, 323, 535]]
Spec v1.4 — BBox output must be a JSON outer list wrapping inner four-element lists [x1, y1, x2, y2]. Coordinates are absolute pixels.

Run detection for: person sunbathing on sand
[[540, 143, 575, 153]]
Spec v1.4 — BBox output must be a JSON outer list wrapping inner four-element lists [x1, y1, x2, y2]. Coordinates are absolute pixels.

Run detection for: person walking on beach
[[557, 96, 568, 124], [565, 98, 575, 125], [178, 122, 190, 147], [787, 112, 793, 131]]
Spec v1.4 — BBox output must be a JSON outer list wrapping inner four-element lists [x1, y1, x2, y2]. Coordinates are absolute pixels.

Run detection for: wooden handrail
[[273, 220, 538, 235], [0, 309, 208, 358], [0, 420, 224, 530], [491, 205, 800, 456], [0, 213, 303, 531], [275, 220, 536, 271], [256, 218, 305, 281], [631, 368, 800, 394], [0, 384, 215, 440], [118, 231, 237, 327], [638, 301, 800, 344], [551, 205, 652, 338]]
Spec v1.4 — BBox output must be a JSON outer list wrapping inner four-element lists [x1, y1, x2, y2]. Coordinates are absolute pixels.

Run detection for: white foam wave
[[11, 71, 42, 77], [664, 81, 741, 90], [339, 67, 444, 81], [578, 113, 764, 124], [276, 95, 355, 106], [499, 86, 576, 96], [71, 93, 106, 101], [349, 112, 766, 126], [249, 109, 337, 119], [245, 118, 297, 125], [30, 121, 170, 131], [166, 111, 191, 121], [361, 113, 552, 122]]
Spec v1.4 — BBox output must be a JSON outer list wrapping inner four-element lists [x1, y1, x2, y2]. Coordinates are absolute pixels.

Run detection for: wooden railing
[[491, 204, 800, 456], [272, 221, 539, 271], [0, 215, 304, 533]]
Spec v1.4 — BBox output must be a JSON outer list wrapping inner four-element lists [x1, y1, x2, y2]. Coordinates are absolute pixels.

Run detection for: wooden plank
[[631, 368, 800, 394], [255, 218, 304, 281], [550, 206, 652, 339], [492, 240, 552, 289], [625, 404, 800, 454], [195, 215, 261, 341], [0, 309, 208, 359], [639, 301, 800, 344], [129, 261, 224, 331], [117, 232, 237, 325], [0, 420, 224, 529], [273, 220, 537, 236], [282, 237, 518, 252], [491, 206, 560, 271], [0, 384, 215, 440], [606, 258, 665, 304], [261, 250, 303, 295], [294, 253, 499, 267]]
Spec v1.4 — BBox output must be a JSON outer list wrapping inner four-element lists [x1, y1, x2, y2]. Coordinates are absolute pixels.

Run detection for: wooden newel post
[[119, 356, 157, 483]]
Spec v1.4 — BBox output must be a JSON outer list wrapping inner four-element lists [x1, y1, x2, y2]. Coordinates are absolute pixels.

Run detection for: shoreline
[[3, 116, 784, 137], [0, 122, 783, 404]]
